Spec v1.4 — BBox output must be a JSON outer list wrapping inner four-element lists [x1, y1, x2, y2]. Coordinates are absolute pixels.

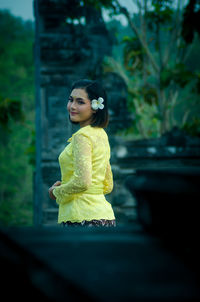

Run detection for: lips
[[70, 112, 78, 114]]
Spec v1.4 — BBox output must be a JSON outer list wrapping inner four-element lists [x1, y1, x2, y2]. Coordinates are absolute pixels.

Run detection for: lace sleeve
[[53, 133, 92, 203], [103, 161, 114, 195]]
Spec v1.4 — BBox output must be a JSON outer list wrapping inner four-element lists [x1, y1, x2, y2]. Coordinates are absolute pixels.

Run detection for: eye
[[78, 100, 84, 104]]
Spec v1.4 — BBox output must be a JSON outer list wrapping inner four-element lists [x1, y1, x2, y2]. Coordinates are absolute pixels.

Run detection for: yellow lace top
[[53, 124, 115, 223]]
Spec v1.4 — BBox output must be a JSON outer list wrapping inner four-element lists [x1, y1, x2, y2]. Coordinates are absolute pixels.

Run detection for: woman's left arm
[[53, 133, 92, 203], [103, 161, 114, 195]]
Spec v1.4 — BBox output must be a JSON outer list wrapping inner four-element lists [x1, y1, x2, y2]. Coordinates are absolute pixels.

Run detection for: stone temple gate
[[33, 0, 133, 225]]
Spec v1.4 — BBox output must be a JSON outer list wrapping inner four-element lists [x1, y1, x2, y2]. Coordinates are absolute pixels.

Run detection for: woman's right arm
[[49, 181, 61, 200], [52, 133, 92, 204]]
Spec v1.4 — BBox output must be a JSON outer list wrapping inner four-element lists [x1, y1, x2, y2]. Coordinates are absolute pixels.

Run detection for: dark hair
[[69, 79, 109, 128]]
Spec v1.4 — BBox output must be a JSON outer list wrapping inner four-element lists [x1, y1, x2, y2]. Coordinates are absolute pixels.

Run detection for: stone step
[[42, 208, 58, 225]]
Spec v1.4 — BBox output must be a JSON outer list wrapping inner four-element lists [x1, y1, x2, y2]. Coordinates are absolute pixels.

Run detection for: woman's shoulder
[[69, 126, 109, 147], [68, 125, 108, 143], [75, 125, 107, 137], [88, 125, 109, 140]]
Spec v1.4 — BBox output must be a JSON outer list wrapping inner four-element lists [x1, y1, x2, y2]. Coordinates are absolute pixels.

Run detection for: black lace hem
[[61, 219, 116, 227]]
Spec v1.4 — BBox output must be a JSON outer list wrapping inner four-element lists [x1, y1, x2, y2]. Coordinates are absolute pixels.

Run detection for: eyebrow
[[69, 96, 86, 101]]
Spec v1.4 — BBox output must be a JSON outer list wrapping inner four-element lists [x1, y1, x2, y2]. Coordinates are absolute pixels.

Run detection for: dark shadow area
[[125, 167, 200, 283], [125, 167, 200, 238], [1, 218, 200, 302]]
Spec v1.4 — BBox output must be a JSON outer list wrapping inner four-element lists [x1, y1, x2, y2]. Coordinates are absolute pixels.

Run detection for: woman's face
[[67, 88, 96, 127]]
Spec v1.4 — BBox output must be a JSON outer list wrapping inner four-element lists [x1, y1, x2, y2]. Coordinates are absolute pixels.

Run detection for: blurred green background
[[0, 10, 35, 226], [0, 0, 200, 226]]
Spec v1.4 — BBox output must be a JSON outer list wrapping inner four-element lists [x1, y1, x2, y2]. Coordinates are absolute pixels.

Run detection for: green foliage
[[122, 36, 144, 72], [182, 116, 200, 137], [103, 0, 200, 138], [160, 63, 194, 88], [0, 120, 34, 226], [195, 72, 200, 93], [25, 130, 36, 167], [0, 96, 25, 130], [147, 0, 174, 28], [141, 86, 158, 106], [80, 0, 115, 10], [0, 10, 35, 226]]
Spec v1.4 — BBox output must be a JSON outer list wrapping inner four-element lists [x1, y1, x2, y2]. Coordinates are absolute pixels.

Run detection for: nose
[[71, 102, 77, 111], [68, 101, 76, 111]]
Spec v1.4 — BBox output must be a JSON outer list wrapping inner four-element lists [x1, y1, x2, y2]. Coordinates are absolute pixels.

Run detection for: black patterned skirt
[[61, 219, 116, 227]]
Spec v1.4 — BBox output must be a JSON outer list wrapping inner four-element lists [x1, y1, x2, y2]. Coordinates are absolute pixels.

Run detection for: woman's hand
[[49, 181, 61, 200]]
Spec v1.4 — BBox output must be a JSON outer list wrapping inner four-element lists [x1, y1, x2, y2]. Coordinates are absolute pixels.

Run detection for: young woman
[[49, 79, 116, 227]]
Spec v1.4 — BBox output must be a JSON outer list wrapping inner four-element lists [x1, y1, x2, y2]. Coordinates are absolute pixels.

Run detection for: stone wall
[[109, 127, 200, 224]]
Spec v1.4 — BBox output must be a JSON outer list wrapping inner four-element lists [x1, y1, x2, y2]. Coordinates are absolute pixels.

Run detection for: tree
[[82, 0, 200, 138]]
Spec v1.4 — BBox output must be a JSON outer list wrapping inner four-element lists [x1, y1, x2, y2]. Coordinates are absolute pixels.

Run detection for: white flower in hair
[[91, 97, 104, 110]]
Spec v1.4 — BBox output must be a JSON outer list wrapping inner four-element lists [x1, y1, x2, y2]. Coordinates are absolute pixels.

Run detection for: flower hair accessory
[[91, 97, 104, 110]]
